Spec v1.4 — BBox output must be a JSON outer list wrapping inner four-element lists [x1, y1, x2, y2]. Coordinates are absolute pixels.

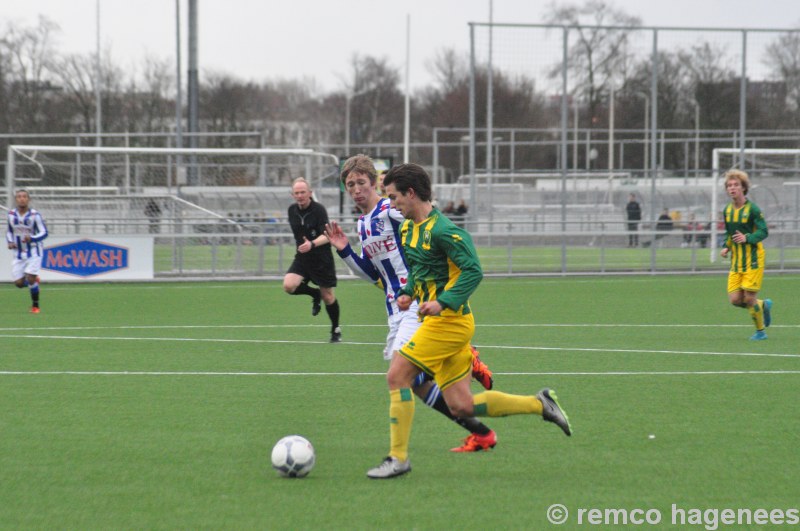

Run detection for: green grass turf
[[0, 275, 798, 529]]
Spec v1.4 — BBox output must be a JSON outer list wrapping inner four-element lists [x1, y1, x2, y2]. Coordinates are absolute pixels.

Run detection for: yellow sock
[[389, 388, 414, 461], [473, 390, 543, 417], [749, 300, 765, 331]]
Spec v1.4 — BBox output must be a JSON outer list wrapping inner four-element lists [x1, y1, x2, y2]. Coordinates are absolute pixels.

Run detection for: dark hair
[[382, 163, 432, 201], [340, 154, 377, 185]]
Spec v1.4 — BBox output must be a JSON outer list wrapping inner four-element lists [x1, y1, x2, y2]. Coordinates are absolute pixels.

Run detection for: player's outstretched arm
[[324, 222, 348, 251]]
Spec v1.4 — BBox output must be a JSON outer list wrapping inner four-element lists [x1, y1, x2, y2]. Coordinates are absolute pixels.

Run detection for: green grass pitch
[[1, 274, 798, 529]]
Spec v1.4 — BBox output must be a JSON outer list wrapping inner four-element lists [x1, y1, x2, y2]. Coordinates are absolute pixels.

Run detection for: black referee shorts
[[287, 253, 337, 288]]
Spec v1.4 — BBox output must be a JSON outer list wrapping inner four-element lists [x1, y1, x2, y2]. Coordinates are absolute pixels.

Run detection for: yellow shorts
[[727, 268, 764, 293], [398, 313, 474, 391]]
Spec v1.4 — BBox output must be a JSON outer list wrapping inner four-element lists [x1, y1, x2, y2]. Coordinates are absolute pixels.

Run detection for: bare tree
[[52, 48, 126, 136], [123, 55, 175, 139], [677, 42, 739, 130], [545, 0, 641, 124], [426, 48, 468, 94], [342, 54, 404, 145], [1, 15, 62, 133], [53, 53, 96, 132], [764, 29, 800, 124]]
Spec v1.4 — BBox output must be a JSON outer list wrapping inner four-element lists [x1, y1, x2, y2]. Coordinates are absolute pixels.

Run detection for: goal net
[[4, 145, 340, 235]]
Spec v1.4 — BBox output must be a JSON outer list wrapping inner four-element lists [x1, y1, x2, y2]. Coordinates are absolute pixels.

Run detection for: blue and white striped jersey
[[336, 198, 410, 316], [6, 208, 48, 260]]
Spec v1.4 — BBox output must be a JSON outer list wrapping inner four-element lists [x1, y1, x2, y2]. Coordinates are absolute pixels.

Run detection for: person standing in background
[[625, 193, 642, 247]]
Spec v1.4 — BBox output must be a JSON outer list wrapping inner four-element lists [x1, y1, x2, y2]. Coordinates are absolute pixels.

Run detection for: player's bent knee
[[448, 403, 474, 418], [282, 279, 298, 294], [386, 369, 415, 389]]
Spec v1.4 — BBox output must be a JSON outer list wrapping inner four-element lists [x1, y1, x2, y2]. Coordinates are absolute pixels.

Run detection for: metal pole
[[694, 101, 700, 180], [650, 30, 659, 273], [739, 30, 747, 168], [5, 146, 14, 207], [187, 0, 199, 185], [608, 85, 615, 172], [486, 0, 494, 177], [643, 95, 649, 176], [345, 94, 351, 158], [561, 27, 569, 274], [432, 128, 439, 184], [485, 2, 494, 237], [573, 97, 578, 170], [403, 14, 411, 163], [95, 0, 102, 187], [510, 129, 516, 173], [175, 0, 183, 182], [468, 24, 477, 222]]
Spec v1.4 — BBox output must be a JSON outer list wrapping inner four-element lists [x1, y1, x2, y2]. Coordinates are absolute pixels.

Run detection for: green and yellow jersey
[[397, 208, 483, 316], [723, 199, 768, 273]]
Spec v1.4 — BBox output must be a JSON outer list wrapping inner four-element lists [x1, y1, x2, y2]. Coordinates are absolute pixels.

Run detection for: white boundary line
[[0, 334, 800, 358], [0, 333, 797, 359], [1, 323, 797, 331], [1, 370, 799, 377]]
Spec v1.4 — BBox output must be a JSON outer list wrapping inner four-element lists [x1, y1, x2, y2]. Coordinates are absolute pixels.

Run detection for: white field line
[[0, 333, 798, 359], [1, 370, 799, 377], [0, 323, 798, 332], [35, 275, 800, 291]]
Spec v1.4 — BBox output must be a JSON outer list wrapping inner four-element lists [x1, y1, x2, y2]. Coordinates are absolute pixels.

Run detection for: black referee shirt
[[288, 200, 331, 256]]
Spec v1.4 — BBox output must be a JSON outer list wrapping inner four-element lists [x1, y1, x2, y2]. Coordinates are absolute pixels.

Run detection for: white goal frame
[[5, 144, 340, 207]]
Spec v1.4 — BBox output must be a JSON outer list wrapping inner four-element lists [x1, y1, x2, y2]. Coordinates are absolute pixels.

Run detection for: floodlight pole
[[187, 0, 199, 185], [175, 0, 183, 194], [95, 0, 102, 187], [649, 30, 659, 273], [175, 0, 183, 150], [403, 14, 411, 163]]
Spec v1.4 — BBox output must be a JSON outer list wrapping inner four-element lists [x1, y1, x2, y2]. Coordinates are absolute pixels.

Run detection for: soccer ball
[[271, 435, 315, 478]]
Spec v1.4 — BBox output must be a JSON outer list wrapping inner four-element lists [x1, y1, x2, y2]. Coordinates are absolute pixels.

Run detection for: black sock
[[429, 392, 491, 435], [325, 300, 340, 330], [30, 282, 40, 307], [292, 282, 320, 300]]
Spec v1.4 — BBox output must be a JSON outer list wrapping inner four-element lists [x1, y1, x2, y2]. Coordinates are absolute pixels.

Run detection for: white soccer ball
[[271, 435, 315, 478]]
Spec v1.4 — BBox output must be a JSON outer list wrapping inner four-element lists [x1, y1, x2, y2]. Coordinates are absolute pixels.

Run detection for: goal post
[[6, 145, 340, 202], [711, 147, 800, 262], [4, 144, 342, 237]]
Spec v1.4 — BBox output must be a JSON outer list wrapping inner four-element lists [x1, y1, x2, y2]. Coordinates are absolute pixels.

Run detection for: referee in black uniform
[[283, 177, 342, 342]]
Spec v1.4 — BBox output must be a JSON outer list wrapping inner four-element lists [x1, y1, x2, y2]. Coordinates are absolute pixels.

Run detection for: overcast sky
[[3, 0, 799, 91]]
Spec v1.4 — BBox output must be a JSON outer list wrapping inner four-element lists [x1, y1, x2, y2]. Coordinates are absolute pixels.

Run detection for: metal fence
[[467, 22, 800, 231], [6, 213, 794, 279]]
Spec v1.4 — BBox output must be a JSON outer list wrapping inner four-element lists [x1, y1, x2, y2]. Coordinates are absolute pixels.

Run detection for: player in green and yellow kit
[[720, 169, 773, 340], [365, 163, 572, 479]]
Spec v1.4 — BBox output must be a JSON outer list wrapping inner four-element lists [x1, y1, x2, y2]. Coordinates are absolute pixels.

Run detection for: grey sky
[[3, 0, 798, 91]]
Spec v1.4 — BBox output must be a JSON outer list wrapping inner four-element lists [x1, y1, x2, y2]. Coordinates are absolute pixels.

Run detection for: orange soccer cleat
[[450, 430, 497, 453], [470, 345, 493, 390], [30, 307, 41, 314]]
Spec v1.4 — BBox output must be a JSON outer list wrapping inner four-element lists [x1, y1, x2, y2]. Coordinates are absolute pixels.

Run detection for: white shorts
[[12, 256, 42, 281], [383, 301, 421, 361]]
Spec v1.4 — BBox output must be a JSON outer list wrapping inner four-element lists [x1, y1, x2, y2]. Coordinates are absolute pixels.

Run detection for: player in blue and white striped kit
[[326, 155, 497, 453], [6, 189, 48, 313]]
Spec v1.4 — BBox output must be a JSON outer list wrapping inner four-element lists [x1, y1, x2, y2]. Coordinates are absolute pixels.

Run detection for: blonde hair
[[724, 169, 750, 195]]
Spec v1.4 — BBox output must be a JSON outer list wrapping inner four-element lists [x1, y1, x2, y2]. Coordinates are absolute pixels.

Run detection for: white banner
[[0, 236, 154, 282]]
